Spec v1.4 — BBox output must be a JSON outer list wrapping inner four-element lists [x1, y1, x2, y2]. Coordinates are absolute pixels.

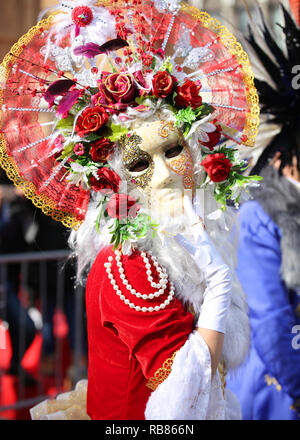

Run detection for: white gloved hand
[[175, 196, 232, 334]]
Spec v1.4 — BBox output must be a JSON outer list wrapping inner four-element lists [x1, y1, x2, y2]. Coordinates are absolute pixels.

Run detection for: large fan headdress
[[0, 0, 259, 238]]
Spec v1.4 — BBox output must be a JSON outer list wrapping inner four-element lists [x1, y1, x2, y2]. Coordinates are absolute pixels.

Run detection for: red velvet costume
[[85, 246, 194, 420]]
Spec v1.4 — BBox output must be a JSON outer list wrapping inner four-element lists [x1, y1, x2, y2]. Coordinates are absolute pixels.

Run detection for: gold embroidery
[[290, 397, 300, 417], [146, 351, 178, 391], [147, 353, 228, 396], [264, 374, 282, 392], [158, 121, 175, 138], [218, 360, 228, 399], [166, 145, 194, 190]]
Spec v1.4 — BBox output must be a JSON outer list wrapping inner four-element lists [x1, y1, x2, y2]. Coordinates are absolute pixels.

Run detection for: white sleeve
[[175, 198, 232, 335], [144, 331, 228, 420]]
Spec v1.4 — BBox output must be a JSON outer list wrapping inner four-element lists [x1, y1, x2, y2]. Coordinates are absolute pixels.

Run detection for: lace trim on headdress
[[0, 16, 82, 230], [180, 4, 260, 148]]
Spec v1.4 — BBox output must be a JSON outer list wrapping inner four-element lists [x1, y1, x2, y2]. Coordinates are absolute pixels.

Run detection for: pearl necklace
[[104, 250, 175, 313]]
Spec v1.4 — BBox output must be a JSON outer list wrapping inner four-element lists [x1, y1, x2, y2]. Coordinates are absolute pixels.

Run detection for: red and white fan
[[0, 0, 259, 228]]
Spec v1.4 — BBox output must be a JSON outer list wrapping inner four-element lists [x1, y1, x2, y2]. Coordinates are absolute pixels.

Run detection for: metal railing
[[0, 250, 87, 418]]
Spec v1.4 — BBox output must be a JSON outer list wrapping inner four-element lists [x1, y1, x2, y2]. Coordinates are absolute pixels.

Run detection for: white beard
[[69, 193, 250, 370]]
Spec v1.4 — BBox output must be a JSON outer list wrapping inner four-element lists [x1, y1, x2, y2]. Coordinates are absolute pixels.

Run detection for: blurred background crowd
[[0, 0, 299, 421]]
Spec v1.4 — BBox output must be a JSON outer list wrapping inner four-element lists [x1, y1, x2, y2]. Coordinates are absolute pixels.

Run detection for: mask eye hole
[[129, 159, 150, 172], [165, 145, 183, 159]]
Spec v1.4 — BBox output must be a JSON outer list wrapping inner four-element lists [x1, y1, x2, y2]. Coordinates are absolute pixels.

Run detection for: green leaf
[[106, 212, 159, 248], [247, 175, 263, 182], [96, 212, 102, 234], [95, 199, 107, 233], [159, 57, 173, 73], [211, 146, 237, 164], [138, 224, 148, 238], [150, 57, 157, 70], [112, 229, 121, 250], [56, 115, 74, 132], [135, 96, 146, 105], [61, 142, 75, 159], [85, 133, 102, 142], [175, 107, 197, 126], [183, 123, 191, 138], [194, 103, 215, 118], [96, 207, 102, 233], [107, 124, 128, 142]]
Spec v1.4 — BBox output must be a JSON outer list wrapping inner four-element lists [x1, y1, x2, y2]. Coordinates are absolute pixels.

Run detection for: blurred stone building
[[0, 0, 293, 61], [0, 0, 40, 61], [189, 0, 290, 38]]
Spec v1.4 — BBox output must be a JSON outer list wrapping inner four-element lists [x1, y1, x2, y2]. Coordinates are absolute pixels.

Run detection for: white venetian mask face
[[120, 117, 195, 217]]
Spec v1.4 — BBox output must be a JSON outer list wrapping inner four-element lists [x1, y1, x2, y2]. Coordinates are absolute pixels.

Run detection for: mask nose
[[151, 155, 175, 188]]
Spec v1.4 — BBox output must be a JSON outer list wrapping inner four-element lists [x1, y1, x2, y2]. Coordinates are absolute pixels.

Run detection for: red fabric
[[85, 246, 194, 420]]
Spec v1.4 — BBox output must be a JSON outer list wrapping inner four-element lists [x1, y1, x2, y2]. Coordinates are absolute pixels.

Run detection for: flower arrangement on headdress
[[0, 0, 261, 251]]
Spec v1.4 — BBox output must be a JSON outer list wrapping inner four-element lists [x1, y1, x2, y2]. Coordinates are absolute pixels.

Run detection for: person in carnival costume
[[0, 0, 260, 420], [226, 2, 300, 420]]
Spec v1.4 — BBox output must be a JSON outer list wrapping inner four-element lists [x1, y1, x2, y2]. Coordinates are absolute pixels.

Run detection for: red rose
[[89, 168, 121, 194], [91, 88, 123, 114], [175, 79, 202, 109], [93, 73, 136, 113], [75, 106, 108, 137], [108, 72, 136, 101], [107, 194, 140, 220], [200, 125, 222, 150], [152, 71, 175, 98], [89, 138, 115, 163], [201, 153, 232, 183]]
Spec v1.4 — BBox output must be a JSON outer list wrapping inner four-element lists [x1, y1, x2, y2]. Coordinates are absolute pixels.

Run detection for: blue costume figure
[[227, 4, 300, 420], [227, 167, 300, 420]]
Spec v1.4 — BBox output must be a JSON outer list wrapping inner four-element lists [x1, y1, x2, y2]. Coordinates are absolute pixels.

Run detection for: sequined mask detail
[[167, 146, 194, 189], [119, 133, 154, 189]]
